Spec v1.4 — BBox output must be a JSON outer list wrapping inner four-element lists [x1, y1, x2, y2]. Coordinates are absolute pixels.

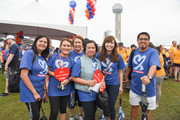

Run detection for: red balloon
[[90, 4, 94, 8], [92, 7, 95, 12], [85, 9, 89, 13], [16, 32, 20, 37], [85, 13, 90, 17], [70, 36, 73, 39], [19, 30, 24, 35], [88, 1, 92, 5], [4, 41, 8, 44]]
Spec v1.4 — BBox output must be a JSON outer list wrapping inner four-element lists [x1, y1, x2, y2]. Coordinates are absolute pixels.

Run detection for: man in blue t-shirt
[[125, 32, 161, 120], [0, 35, 20, 97]]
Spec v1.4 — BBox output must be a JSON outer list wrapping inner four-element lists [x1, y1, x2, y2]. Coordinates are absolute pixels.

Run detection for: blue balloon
[[90, 14, 94, 18], [71, 18, 74, 23], [19, 35, 24, 39], [88, 6, 91, 10], [86, 3, 90, 7], [89, 10, 93, 15], [69, 1, 76, 8], [18, 43, 22, 46]]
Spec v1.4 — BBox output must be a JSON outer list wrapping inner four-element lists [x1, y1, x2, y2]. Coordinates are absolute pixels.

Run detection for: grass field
[[0, 74, 180, 120]]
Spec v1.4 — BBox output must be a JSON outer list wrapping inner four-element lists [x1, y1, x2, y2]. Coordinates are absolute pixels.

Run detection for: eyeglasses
[[138, 38, 149, 41]]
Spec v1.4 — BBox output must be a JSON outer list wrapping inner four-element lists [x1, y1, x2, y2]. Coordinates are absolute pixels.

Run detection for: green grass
[[0, 75, 180, 120]]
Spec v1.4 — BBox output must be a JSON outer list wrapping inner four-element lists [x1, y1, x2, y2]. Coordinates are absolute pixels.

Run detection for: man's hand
[[141, 76, 151, 85], [125, 78, 130, 87], [5, 65, 8, 72], [33, 92, 41, 101], [119, 86, 123, 94]]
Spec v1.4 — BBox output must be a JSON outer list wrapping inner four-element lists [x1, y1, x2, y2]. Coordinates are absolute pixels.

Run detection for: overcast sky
[[0, 0, 180, 48]]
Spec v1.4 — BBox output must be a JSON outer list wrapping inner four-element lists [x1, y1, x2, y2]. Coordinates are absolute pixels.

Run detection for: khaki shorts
[[129, 90, 156, 110]]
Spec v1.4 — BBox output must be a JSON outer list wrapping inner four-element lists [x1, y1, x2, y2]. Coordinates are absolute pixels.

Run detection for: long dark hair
[[31, 35, 50, 59], [100, 35, 119, 62]]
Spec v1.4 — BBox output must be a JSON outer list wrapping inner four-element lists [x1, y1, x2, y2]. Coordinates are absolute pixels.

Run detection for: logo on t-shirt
[[74, 56, 80, 62], [101, 58, 113, 73], [38, 59, 48, 74], [133, 55, 146, 71], [55, 59, 69, 68]]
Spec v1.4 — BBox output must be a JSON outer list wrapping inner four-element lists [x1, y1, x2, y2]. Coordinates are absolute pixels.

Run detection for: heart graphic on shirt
[[38, 59, 47, 69], [54, 67, 70, 81], [93, 69, 103, 83], [55, 60, 69, 68], [101, 58, 113, 72], [133, 55, 146, 71]]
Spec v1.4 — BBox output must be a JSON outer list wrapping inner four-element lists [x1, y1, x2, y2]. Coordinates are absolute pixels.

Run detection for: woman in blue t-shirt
[[71, 40, 101, 120], [20, 35, 50, 120], [46, 38, 74, 120], [68, 35, 85, 120], [96, 35, 125, 120]]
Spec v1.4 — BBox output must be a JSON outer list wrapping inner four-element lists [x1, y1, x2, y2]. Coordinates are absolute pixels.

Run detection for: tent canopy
[[0, 20, 87, 40]]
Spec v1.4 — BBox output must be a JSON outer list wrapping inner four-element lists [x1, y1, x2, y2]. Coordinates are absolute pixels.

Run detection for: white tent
[[0, 20, 87, 40]]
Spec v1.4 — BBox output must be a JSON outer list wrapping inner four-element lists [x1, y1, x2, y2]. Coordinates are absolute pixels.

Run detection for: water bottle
[[101, 113, 105, 120]]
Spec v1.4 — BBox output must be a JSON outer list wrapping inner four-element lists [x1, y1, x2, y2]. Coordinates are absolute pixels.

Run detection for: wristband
[[44, 89, 48, 91], [147, 76, 152, 81]]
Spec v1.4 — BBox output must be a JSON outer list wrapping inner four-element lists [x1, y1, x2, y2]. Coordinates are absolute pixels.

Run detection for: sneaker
[[169, 76, 173, 79], [164, 77, 167, 80], [76, 115, 83, 120], [156, 104, 159, 107], [0, 92, 9, 97], [69, 116, 74, 120]]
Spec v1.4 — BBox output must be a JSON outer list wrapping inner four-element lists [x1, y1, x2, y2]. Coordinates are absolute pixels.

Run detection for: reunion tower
[[112, 3, 123, 41]]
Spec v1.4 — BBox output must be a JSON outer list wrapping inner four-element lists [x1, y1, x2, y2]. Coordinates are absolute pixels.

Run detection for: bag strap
[[103, 60, 111, 81], [41, 104, 45, 116], [130, 49, 136, 68]]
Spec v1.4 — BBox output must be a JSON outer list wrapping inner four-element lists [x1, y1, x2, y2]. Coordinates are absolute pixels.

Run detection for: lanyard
[[59, 53, 68, 68], [92, 59, 98, 72]]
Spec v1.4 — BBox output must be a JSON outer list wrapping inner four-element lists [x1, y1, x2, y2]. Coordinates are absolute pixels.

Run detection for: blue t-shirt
[[19, 50, 48, 102], [128, 47, 161, 97], [9, 43, 20, 67], [71, 58, 98, 102], [69, 50, 85, 91], [47, 53, 75, 97], [70, 50, 85, 62], [96, 53, 125, 85], [20, 46, 28, 58]]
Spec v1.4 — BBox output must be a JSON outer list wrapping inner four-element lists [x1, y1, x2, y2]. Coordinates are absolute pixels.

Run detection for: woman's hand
[[87, 80, 96, 87], [61, 79, 70, 86], [43, 92, 48, 103], [33, 92, 41, 101], [119, 86, 123, 94]]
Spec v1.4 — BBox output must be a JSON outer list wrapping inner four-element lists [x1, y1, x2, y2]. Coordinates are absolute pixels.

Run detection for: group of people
[[0, 32, 179, 120]]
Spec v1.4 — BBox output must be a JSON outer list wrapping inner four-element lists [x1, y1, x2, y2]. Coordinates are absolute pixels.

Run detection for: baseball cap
[[5, 35, 15, 40]]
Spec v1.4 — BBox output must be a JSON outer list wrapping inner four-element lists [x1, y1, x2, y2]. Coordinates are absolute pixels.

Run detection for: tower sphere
[[112, 3, 123, 13]]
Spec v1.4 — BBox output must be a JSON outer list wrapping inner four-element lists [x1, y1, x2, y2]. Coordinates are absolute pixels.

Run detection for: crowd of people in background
[[0, 32, 179, 120]]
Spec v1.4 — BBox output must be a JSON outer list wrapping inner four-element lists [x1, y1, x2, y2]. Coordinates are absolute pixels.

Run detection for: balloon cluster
[[70, 34, 77, 40], [85, 0, 97, 20], [16, 30, 24, 45], [69, 0, 76, 25]]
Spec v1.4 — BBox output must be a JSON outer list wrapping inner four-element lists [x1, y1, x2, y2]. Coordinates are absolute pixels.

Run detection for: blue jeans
[[106, 85, 120, 120]]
